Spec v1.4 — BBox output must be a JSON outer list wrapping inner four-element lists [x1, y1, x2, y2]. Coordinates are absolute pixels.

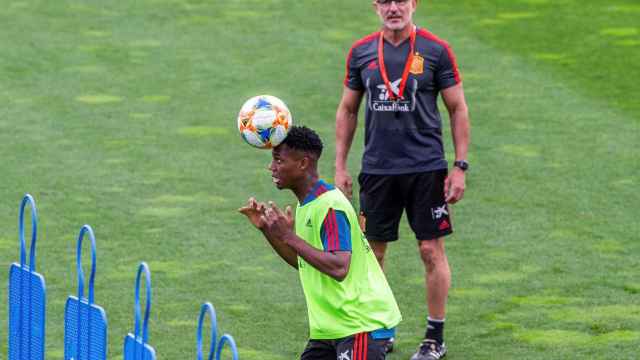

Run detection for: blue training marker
[[124, 262, 156, 360], [215, 335, 239, 360], [64, 225, 108, 360], [196, 303, 239, 360], [8, 194, 46, 360]]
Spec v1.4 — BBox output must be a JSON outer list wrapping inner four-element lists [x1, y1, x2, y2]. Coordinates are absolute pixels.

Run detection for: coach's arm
[[442, 83, 470, 204], [335, 86, 364, 200]]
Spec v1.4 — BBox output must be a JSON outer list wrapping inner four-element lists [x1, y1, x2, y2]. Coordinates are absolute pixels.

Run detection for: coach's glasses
[[375, 0, 410, 5]]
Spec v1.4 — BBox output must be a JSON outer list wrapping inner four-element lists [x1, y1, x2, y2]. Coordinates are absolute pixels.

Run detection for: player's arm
[[335, 87, 364, 200], [442, 83, 470, 204], [287, 208, 352, 281], [238, 198, 298, 269], [260, 229, 299, 269], [285, 237, 351, 282], [261, 204, 351, 281]]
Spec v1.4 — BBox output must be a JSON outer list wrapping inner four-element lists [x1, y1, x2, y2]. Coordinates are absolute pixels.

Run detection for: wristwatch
[[453, 160, 469, 172]]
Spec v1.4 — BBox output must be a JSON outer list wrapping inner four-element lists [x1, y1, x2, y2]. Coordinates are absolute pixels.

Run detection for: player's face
[[270, 145, 304, 190], [374, 0, 417, 32]]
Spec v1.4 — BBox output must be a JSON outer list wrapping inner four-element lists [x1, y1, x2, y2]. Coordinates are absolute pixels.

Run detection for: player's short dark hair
[[280, 125, 323, 158]]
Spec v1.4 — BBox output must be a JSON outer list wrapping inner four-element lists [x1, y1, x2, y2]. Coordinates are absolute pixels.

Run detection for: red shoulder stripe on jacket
[[343, 32, 380, 86], [417, 28, 461, 83]]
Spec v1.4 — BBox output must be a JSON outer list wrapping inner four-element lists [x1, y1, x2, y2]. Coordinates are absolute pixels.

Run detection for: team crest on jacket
[[410, 52, 424, 75]]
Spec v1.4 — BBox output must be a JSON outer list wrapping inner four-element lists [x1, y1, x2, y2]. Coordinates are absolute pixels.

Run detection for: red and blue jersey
[[301, 180, 352, 252]]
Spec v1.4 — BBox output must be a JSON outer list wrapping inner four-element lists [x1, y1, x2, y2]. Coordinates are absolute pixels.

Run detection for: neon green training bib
[[295, 188, 402, 339]]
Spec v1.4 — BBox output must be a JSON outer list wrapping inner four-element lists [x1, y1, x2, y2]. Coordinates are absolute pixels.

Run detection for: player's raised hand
[[238, 197, 267, 229], [284, 205, 294, 228], [335, 170, 353, 199], [261, 202, 295, 241]]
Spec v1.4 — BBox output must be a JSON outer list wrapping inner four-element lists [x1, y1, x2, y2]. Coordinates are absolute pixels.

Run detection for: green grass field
[[1, 1, 638, 359]]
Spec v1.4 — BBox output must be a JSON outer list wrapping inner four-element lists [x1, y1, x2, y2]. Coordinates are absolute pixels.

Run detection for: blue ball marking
[[255, 98, 272, 110], [258, 128, 271, 142]]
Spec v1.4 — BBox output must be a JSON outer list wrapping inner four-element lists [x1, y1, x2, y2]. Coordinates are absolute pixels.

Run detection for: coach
[[334, 0, 470, 359]]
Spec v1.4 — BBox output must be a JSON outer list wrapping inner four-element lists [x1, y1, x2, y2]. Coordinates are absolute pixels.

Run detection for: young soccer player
[[239, 125, 401, 360]]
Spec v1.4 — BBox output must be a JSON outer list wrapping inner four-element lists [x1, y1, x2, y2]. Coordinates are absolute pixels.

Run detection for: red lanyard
[[378, 27, 416, 101]]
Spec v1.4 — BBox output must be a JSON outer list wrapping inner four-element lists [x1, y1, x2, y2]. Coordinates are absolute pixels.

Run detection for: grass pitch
[[0, 1, 638, 359]]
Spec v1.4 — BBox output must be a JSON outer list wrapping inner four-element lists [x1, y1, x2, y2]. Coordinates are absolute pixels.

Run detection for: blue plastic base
[[64, 297, 108, 360], [124, 334, 156, 360], [8, 264, 46, 360]]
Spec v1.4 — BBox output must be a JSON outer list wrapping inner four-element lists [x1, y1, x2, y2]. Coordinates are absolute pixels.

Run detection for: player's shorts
[[301, 332, 387, 360], [358, 169, 453, 242]]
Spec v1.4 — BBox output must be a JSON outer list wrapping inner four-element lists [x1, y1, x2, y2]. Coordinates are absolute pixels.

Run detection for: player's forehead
[[273, 144, 291, 158], [273, 144, 303, 160]]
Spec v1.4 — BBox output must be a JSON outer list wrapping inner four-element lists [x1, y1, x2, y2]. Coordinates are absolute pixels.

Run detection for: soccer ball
[[237, 95, 292, 149]]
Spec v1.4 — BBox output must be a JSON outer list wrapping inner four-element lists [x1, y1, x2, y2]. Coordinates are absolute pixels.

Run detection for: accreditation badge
[[410, 52, 424, 75]]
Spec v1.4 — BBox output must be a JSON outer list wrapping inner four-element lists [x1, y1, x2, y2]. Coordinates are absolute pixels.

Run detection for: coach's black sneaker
[[384, 337, 395, 353], [410, 339, 447, 360]]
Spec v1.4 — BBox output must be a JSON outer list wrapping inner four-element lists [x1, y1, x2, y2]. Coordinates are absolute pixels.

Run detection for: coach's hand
[[238, 197, 267, 229], [260, 202, 295, 241], [335, 170, 353, 199], [445, 168, 466, 204]]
